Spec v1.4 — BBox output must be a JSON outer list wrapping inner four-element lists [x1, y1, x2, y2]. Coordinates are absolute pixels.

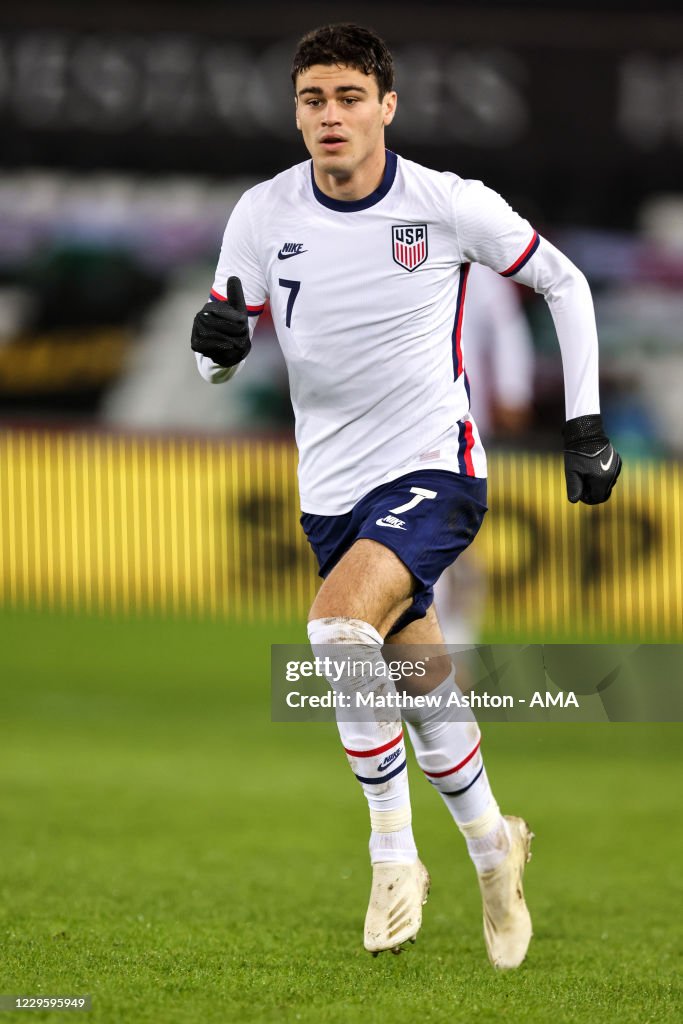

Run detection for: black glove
[[191, 276, 251, 368], [563, 414, 622, 505]]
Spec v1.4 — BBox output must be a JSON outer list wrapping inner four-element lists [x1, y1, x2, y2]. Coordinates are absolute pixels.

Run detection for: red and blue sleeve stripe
[[500, 230, 540, 277], [209, 287, 265, 317]]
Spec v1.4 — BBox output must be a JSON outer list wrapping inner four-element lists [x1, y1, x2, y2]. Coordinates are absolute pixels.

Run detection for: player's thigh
[[308, 538, 414, 636], [385, 603, 444, 645], [385, 604, 452, 690]]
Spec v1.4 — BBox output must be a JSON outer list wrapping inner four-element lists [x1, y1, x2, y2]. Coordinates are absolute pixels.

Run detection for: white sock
[[458, 803, 511, 874], [308, 617, 417, 865], [369, 824, 417, 865], [463, 818, 511, 873], [403, 667, 509, 871]]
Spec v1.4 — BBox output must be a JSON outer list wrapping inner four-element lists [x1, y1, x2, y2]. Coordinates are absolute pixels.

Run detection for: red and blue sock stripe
[[441, 762, 484, 797], [422, 737, 481, 783], [344, 730, 407, 785]]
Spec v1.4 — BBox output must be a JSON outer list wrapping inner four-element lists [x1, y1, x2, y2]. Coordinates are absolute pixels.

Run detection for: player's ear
[[382, 90, 397, 127], [294, 96, 301, 131]]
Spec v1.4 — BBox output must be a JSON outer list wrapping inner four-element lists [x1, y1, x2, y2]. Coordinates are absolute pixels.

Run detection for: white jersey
[[197, 151, 600, 514]]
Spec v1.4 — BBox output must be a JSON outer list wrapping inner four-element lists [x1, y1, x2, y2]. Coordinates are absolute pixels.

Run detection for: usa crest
[[392, 224, 428, 272]]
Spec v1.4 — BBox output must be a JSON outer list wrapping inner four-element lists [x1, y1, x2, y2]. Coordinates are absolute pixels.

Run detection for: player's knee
[[307, 617, 389, 697], [307, 617, 383, 648]]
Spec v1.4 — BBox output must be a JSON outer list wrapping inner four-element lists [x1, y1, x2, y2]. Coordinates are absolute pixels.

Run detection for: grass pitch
[[0, 608, 681, 1023]]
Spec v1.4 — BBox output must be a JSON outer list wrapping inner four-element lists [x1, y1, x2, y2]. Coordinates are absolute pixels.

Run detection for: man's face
[[295, 64, 397, 180]]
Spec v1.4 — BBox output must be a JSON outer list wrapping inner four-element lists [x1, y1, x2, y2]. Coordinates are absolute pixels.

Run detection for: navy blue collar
[[310, 150, 398, 212]]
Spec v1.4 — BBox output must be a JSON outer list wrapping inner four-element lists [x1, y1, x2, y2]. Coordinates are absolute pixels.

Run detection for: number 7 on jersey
[[278, 278, 301, 328]]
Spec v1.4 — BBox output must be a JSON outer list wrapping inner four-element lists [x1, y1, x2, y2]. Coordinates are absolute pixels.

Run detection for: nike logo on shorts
[[376, 515, 407, 530]]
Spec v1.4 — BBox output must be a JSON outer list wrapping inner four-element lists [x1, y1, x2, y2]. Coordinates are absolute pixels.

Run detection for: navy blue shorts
[[300, 469, 488, 636]]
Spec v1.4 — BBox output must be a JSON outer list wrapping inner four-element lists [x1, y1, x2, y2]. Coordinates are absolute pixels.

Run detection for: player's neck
[[312, 149, 387, 204]]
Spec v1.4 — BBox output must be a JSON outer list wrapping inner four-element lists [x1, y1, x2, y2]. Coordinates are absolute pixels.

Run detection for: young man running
[[191, 23, 621, 967]]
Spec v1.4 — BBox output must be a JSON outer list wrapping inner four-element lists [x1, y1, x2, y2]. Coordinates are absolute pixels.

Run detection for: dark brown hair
[[291, 23, 394, 98]]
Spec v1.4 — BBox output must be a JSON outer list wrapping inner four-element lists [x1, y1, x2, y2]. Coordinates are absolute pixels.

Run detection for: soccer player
[[190, 23, 621, 967]]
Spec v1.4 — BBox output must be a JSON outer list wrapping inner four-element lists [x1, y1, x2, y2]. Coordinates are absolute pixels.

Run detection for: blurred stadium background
[[1, 3, 682, 1022], [1, 0, 682, 637]]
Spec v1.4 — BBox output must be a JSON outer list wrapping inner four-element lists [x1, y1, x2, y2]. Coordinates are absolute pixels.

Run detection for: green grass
[[0, 609, 681, 1023]]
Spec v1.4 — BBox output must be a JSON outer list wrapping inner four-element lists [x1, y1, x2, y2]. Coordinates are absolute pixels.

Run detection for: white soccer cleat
[[364, 859, 430, 955], [477, 815, 534, 970]]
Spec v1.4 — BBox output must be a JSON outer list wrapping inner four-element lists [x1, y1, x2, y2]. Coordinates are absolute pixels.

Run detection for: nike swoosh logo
[[375, 517, 406, 530], [377, 753, 402, 771], [600, 450, 614, 472], [277, 250, 307, 260]]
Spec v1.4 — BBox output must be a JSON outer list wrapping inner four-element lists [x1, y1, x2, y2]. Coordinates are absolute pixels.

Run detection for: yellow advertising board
[[0, 430, 680, 639]]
